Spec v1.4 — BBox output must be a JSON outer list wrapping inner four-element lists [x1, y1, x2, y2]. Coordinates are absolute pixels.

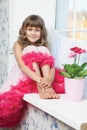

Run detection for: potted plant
[[60, 46, 87, 101]]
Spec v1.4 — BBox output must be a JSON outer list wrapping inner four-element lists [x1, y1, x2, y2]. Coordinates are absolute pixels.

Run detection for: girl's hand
[[39, 77, 52, 88]]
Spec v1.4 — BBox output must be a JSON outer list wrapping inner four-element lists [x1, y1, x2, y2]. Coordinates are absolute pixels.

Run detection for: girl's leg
[[32, 62, 49, 98], [41, 65, 60, 99], [33, 62, 41, 76]]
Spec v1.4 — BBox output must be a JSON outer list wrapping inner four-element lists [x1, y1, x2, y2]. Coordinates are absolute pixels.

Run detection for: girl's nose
[[32, 30, 35, 34]]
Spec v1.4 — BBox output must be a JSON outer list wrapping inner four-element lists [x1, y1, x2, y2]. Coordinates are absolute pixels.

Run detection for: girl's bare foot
[[45, 87, 60, 99], [37, 85, 49, 99], [37, 85, 60, 99]]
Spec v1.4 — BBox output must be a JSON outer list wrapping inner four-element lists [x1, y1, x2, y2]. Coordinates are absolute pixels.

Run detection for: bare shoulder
[[13, 41, 24, 58], [14, 41, 23, 51], [14, 41, 20, 48]]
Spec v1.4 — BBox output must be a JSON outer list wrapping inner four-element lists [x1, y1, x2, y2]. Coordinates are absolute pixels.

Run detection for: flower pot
[[65, 78, 84, 102]]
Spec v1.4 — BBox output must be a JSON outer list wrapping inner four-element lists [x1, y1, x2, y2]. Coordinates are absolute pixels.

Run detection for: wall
[[0, 0, 9, 86]]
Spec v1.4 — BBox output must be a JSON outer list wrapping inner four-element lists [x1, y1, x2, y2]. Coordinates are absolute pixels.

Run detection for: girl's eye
[[27, 29, 32, 31], [35, 29, 40, 31], [27, 28, 41, 32]]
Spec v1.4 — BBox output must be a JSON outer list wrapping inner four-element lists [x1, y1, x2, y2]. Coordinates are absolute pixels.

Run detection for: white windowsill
[[23, 94, 87, 130]]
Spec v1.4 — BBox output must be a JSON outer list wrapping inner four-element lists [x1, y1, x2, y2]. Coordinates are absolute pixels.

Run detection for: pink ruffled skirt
[[0, 52, 65, 128]]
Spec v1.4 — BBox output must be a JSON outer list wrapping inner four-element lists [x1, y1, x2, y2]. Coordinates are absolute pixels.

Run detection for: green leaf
[[60, 71, 71, 78], [80, 62, 87, 69], [73, 62, 87, 78], [77, 70, 87, 78]]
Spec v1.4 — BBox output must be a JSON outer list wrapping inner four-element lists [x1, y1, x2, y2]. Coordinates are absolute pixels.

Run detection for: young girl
[[14, 14, 61, 99], [0, 15, 65, 128]]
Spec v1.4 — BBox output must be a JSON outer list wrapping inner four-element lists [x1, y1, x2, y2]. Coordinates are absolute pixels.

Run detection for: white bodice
[[23, 45, 51, 55]]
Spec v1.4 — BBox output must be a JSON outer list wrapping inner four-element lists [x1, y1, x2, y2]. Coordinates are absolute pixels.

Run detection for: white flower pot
[[65, 78, 84, 102]]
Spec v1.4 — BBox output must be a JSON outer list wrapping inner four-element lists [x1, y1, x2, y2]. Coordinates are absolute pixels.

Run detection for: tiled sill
[[23, 94, 87, 130]]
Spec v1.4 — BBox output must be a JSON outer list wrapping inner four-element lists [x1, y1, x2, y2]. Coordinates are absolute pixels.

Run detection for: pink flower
[[69, 46, 86, 65], [70, 47, 86, 54], [69, 52, 77, 58]]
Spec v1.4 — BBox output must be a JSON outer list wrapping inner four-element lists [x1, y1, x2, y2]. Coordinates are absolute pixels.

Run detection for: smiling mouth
[[30, 36, 37, 38]]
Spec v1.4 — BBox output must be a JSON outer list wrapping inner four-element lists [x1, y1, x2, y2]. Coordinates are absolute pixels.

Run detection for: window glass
[[68, 0, 74, 29], [77, 0, 87, 28], [55, 0, 87, 40]]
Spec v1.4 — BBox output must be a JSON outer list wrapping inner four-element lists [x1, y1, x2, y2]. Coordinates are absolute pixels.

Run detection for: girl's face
[[26, 26, 41, 44]]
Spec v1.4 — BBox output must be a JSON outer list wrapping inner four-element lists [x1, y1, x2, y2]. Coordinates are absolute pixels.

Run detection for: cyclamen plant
[[60, 47, 87, 79]]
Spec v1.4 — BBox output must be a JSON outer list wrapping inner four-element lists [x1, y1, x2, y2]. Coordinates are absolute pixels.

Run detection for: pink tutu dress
[[0, 45, 65, 128]]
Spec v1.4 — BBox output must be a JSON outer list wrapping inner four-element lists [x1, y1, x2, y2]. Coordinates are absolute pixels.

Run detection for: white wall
[[9, 0, 56, 48]]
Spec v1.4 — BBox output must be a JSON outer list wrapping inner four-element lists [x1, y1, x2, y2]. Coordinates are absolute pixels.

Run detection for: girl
[[14, 14, 60, 99], [0, 15, 64, 128]]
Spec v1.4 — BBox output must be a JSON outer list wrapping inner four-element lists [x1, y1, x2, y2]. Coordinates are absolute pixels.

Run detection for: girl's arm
[[14, 42, 41, 83]]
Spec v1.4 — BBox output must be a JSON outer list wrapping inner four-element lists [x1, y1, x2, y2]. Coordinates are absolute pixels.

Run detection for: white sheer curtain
[[48, 29, 87, 98]]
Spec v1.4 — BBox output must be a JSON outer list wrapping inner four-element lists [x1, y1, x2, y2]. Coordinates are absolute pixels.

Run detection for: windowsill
[[23, 94, 87, 130]]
